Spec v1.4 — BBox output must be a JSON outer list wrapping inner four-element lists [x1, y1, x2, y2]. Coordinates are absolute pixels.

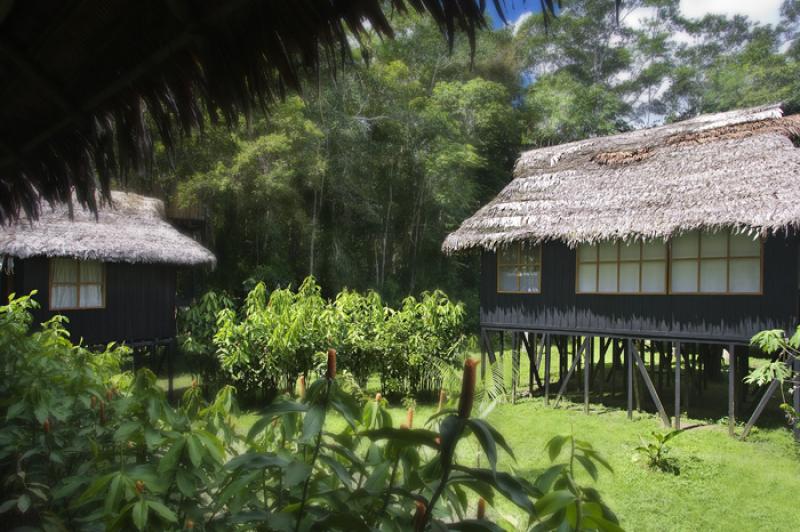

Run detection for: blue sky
[[486, 1, 542, 28]]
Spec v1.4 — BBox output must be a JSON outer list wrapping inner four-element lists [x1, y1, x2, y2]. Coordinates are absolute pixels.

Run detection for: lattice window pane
[[730, 233, 760, 257], [671, 231, 699, 259], [498, 245, 517, 264], [620, 242, 640, 261], [598, 242, 617, 261], [578, 264, 597, 293], [641, 262, 666, 293], [578, 244, 597, 262], [598, 263, 618, 293], [52, 259, 78, 282], [498, 266, 518, 292], [700, 259, 727, 292], [52, 285, 78, 309], [729, 258, 760, 293], [700, 232, 727, 258], [80, 261, 103, 283], [642, 240, 667, 259], [80, 285, 103, 307], [671, 260, 698, 292], [619, 262, 640, 293], [519, 266, 539, 293]]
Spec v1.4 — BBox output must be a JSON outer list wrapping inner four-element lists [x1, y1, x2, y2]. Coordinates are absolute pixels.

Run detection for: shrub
[[0, 294, 622, 531], [178, 290, 235, 394]]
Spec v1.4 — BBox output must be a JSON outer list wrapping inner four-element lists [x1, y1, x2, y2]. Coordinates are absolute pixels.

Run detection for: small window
[[497, 242, 541, 293], [50, 258, 105, 310], [669, 230, 761, 294], [577, 240, 668, 294]]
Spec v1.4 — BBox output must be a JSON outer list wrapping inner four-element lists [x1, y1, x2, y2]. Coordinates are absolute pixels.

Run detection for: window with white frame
[[497, 242, 542, 293], [577, 240, 667, 294], [50, 258, 105, 310], [669, 230, 761, 294]]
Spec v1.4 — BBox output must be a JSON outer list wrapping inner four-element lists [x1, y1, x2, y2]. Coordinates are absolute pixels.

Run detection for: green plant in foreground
[[749, 327, 800, 432], [633, 430, 683, 475], [1, 293, 621, 530]]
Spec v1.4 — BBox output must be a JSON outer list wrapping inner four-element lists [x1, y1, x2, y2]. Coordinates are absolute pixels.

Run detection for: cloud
[[679, 0, 783, 26], [511, 12, 532, 35]]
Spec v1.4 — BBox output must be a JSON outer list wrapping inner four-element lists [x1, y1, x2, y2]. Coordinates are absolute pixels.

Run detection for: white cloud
[[679, 0, 783, 26], [622, 7, 659, 30], [511, 12, 532, 35]]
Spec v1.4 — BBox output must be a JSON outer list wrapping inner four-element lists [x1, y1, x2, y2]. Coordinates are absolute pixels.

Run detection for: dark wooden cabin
[[0, 191, 216, 346], [444, 104, 800, 437]]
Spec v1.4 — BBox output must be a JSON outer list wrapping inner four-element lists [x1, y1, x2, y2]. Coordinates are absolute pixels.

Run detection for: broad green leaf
[[175, 470, 195, 498], [452, 466, 534, 514], [319, 455, 353, 488], [302, 405, 326, 442], [186, 434, 203, 468], [132, 500, 148, 531], [147, 500, 177, 523], [17, 494, 31, 513], [72, 474, 113, 508], [246, 401, 308, 441], [466, 419, 498, 472], [575, 455, 598, 481], [546, 435, 567, 462], [157, 439, 185, 474], [285, 461, 312, 487], [535, 490, 575, 517], [364, 461, 391, 494], [361, 427, 440, 449]]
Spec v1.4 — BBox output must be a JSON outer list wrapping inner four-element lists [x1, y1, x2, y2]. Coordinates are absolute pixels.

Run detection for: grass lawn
[[159, 347, 799, 531]]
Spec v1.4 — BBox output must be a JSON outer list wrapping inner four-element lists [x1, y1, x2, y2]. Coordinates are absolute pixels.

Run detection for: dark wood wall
[[480, 236, 800, 343], [14, 257, 177, 345]]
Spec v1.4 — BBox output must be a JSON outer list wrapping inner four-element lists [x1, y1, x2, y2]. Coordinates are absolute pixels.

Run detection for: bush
[[178, 290, 235, 394], [211, 277, 467, 399], [1, 293, 622, 531]]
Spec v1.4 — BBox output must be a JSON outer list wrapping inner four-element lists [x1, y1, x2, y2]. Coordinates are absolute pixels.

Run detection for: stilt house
[[0, 191, 216, 346], [443, 104, 800, 435]]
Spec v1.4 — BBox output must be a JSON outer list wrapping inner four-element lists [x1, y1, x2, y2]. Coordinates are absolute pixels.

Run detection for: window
[[497, 242, 541, 293], [669, 230, 761, 294], [577, 240, 667, 294], [50, 258, 105, 310]]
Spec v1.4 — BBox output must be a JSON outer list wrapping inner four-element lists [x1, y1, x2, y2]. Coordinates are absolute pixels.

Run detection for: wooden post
[[741, 378, 781, 440], [529, 332, 535, 393], [584, 336, 591, 414], [511, 332, 519, 405], [167, 339, 175, 403], [793, 356, 800, 442], [544, 334, 551, 406], [626, 339, 633, 420], [674, 341, 681, 430], [598, 337, 605, 397], [728, 344, 735, 437], [480, 329, 487, 380], [631, 341, 671, 427]]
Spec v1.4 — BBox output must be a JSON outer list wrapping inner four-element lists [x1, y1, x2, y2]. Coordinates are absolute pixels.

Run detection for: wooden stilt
[[584, 336, 591, 414], [598, 337, 605, 397], [480, 329, 487, 380], [741, 378, 781, 440], [555, 337, 588, 407], [728, 344, 735, 437], [793, 357, 799, 442], [511, 332, 519, 405], [544, 334, 551, 406], [626, 339, 633, 420], [631, 341, 670, 427], [674, 341, 681, 430], [167, 339, 175, 402]]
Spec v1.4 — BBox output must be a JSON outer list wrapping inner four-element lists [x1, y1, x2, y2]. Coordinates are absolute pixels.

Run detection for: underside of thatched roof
[[0, 0, 545, 224], [0, 191, 216, 266], [443, 104, 800, 254]]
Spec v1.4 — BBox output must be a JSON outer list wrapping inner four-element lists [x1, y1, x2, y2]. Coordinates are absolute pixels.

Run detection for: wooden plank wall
[[17, 257, 177, 345], [480, 236, 799, 343]]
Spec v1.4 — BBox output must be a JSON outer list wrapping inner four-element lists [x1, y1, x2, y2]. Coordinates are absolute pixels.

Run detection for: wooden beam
[[740, 378, 781, 441], [511, 332, 519, 405], [728, 344, 736, 437], [626, 339, 633, 419], [584, 336, 591, 414], [555, 337, 587, 407], [544, 334, 551, 406], [793, 357, 799, 442], [630, 341, 670, 427], [674, 341, 681, 429]]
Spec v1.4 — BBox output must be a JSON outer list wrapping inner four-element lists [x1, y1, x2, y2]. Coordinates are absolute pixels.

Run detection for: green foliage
[[748, 326, 800, 433], [178, 290, 236, 393], [212, 277, 467, 398], [632, 430, 683, 475], [1, 294, 620, 531]]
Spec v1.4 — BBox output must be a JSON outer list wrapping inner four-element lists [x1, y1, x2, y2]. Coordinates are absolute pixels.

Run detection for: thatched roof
[[0, 191, 215, 266], [0, 0, 536, 224], [443, 104, 800, 254]]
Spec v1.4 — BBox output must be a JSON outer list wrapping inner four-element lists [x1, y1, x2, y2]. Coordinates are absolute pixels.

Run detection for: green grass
[[159, 347, 799, 531]]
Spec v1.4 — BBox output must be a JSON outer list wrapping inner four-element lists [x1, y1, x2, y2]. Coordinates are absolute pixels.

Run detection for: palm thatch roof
[[443, 104, 800, 254], [0, 0, 556, 224], [0, 191, 216, 266]]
